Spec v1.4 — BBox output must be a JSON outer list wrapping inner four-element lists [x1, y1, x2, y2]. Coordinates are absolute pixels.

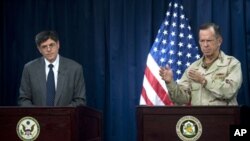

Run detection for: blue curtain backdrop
[[1, 0, 250, 141]]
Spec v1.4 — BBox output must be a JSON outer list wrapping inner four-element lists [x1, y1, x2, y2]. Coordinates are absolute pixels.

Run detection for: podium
[[137, 106, 241, 141], [0, 106, 102, 141]]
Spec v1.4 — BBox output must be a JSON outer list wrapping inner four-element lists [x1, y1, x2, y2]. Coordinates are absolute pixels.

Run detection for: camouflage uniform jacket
[[166, 51, 242, 105]]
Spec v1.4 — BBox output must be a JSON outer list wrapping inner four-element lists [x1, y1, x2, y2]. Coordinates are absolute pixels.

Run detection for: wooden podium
[[137, 106, 241, 141], [0, 106, 102, 141]]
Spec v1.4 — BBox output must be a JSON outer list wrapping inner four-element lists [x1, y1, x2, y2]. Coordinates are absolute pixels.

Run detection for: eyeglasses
[[40, 43, 57, 50], [199, 39, 216, 45]]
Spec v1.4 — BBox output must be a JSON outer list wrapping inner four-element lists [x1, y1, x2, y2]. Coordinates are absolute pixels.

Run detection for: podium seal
[[176, 115, 202, 141], [16, 116, 40, 141]]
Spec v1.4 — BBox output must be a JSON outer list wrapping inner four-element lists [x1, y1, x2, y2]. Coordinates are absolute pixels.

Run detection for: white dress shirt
[[44, 55, 59, 90]]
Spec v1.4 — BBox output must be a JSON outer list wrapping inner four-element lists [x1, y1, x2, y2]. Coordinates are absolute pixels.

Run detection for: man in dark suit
[[18, 31, 86, 106]]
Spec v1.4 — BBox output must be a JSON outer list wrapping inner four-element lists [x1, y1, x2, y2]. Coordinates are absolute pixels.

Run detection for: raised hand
[[188, 69, 204, 84], [159, 65, 174, 84]]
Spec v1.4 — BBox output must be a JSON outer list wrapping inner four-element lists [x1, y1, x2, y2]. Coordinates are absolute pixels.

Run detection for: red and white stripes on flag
[[140, 54, 173, 106], [140, 0, 200, 106]]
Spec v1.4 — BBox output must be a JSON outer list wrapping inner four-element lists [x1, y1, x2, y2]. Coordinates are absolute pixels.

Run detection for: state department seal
[[16, 116, 40, 141], [176, 115, 202, 141]]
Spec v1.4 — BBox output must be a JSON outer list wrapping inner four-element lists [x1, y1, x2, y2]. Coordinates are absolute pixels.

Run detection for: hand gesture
[[188, 69, 204, 84], [159, 65, 173, 84]]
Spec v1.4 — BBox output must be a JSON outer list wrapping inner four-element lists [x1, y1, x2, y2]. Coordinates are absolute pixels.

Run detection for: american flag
[[140, 0, 200, 106]]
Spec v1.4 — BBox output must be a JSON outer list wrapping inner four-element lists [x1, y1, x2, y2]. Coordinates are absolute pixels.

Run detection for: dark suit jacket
[[18, 56, 86, 106]]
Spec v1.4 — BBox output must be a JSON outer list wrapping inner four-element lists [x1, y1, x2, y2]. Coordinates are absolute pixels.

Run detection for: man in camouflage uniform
[[159, 23, 242, 105]]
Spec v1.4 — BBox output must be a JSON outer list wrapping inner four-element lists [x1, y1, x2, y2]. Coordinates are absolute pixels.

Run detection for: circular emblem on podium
[[176, 115, 202, 141], [16, 116, 40, 141]]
